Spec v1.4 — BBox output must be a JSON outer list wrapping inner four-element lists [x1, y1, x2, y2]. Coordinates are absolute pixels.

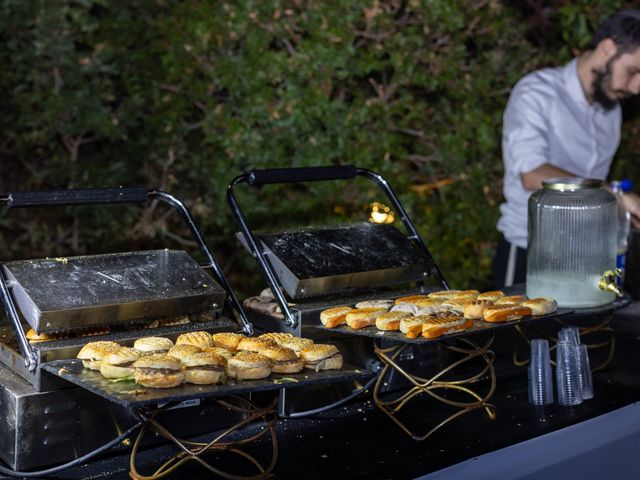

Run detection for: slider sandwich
[[133, 337, 174, 355], [391, 303, 420, 315], [394, 294, 428, 304], [76, 341, 121, 370], [226, 352, 273, 380], [201, 346, 234, 360], [237, 337, 278, 353], [167, 344, 202, 359], [260, 345, 304, 373], [300, 344, 343, 371], [463, 300, 494, 320], [258, 332, 293, 344], [521, 297, 558, 316], [483, 305, 532, 323], [27, 329, 60, 343], [355, 299, 394, 309], [100, 347, 141, 379], [477, 290, 505, 302], [271, 336, 314, 356], [345, 307, 387, 330], [132, 354, 184, 388], [176, 331, 215, 349], [211, 332, 245, 352], [495, 295, 528, 306], [320, 306, 353, 329], [375, 311, 411, 331], [422, 312, 472, 339], [179, 351, 227, 385]]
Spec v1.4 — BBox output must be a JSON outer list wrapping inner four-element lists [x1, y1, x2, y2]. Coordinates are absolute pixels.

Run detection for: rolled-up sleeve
[[502, 81, 553, 176]]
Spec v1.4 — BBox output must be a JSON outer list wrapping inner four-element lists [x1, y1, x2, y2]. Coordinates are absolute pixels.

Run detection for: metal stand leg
[[372, 334, 496, 441], [129, 396, 279, 480], [513, 314, 615, 372]]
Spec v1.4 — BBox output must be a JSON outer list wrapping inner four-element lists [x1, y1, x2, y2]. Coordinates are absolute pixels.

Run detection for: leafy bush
[[1, 0, 638, 295]]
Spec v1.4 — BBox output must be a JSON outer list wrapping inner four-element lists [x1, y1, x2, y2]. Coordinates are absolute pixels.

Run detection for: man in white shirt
[[494, 9, 640, 288]]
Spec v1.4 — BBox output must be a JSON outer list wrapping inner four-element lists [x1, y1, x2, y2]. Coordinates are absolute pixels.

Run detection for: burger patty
[[110, 361, 136, 367], [185, 365, 224, 371], [135, 367, 181, 375], [275, 359, 301, 365], [305, 353, 338, 366]]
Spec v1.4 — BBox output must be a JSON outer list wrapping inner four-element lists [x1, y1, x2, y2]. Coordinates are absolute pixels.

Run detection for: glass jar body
[[526, 183, 617, 308]]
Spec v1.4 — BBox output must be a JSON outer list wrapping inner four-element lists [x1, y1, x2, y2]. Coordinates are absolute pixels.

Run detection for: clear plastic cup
[[556, 340, 583, 406], [528, 339, 554, 405], [558, 326, 580, 346], [575, 344, 594, 400]]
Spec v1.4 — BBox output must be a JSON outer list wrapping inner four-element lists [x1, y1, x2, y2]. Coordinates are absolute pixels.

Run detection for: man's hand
[[622, 192, 640, 229]]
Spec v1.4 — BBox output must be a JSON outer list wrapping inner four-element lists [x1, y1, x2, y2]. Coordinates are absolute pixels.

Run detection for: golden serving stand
[[129, 395, 278, 480], [372, 333, 497, 441]]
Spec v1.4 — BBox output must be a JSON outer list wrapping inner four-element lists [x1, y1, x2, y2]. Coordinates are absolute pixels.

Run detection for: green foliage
[[1, 0, 639, 295]]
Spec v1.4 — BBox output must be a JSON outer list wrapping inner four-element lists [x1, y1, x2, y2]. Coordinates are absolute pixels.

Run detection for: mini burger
[[27, 329, 59, 343], [76, 341, 121, 370], [260, 345, 304, 374], [201, 347, 234, 361], [167, 344, 202, 359], [274, 336, 314, 356], [179, 351, 227, 385], [133, 337, 174, 355], [258, 332, 293, 344], [300, 344, 343, 371], [175, 331, 215, 349], [236, 337, 277, 353], [226, 352, 273, 380], [100, 347, 141, 379], [132, 354, 184, 388], [211, 332, 245, 352]]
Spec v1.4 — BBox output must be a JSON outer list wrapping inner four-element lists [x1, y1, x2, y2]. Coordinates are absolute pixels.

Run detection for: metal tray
[[313, 309, 574, 344], [42, 359, 373, 408], [2, 249, 226, 333], [0, 318, 239, 392]]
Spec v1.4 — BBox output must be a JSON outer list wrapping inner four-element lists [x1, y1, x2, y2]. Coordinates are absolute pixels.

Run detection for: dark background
[[1, 0, 639, 294]]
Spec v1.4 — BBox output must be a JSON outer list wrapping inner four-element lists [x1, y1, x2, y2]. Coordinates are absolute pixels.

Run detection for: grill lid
[[239, 222, 435, 299], [3, 249, 225, 333]]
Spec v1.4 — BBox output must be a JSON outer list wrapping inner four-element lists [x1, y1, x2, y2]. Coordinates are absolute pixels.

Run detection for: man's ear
[[596, 38, 618, 61]]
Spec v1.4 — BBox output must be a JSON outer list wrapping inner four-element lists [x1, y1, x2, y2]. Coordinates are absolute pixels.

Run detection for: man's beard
[[592, 57, 618, 111]]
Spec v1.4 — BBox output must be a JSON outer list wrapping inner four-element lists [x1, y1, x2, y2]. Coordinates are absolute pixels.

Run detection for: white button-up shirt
[[497, 58, 622, 248]]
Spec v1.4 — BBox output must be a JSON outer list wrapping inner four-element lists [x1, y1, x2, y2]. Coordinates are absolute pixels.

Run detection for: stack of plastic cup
[[556, 340, 583, 406], [528, 339, 554, 405], [575, 344, 594, 400], [558, 326, 580, 345]]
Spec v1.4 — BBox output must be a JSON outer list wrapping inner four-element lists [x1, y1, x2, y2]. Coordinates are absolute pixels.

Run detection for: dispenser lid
[[543, 177, 603, 191]]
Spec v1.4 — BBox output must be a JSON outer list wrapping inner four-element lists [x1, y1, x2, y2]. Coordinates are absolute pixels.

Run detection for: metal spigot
[[598, 269, 624, 297]]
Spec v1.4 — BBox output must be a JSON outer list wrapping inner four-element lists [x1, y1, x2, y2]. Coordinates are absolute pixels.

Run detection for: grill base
[[0, 361, 247, 471]]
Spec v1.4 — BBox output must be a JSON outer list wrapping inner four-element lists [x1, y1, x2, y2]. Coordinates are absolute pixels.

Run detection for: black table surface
[[9, 302, 640, 480]]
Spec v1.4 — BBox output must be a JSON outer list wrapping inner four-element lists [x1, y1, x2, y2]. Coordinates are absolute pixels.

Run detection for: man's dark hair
[[587, 9, 640, 53]]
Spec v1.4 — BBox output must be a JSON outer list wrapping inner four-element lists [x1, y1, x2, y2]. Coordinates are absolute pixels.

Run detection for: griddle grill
[[0, 188, 252, 390], [228, 165, 449, 333]]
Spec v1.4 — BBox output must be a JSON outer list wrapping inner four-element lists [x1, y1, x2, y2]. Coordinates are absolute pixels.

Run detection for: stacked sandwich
[[76, 330, 343, 389], [320, 290, 557, 339]]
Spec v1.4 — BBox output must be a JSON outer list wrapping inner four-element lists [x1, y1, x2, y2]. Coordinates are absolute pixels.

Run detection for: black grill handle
[[247, 165, 358, 186], [6, 188, 149, 208]]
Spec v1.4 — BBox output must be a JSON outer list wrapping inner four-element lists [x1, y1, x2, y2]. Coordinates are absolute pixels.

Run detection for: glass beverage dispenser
[[526, 178, 620, 308]]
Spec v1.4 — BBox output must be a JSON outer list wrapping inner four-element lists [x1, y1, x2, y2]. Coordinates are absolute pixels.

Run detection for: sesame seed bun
[[100, 347, 140, 379], [211, 332, 245, 351], [132, 354, 184, 388], [133, 337, 174, 355], [77, 341, 121, 370], [226, 352, 273, 380], [175, 331, 215, 349]]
